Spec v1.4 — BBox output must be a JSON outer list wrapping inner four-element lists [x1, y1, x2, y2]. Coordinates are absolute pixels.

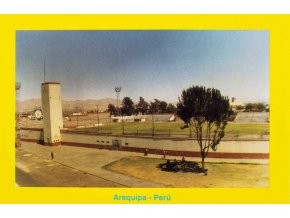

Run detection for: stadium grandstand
[[234, 112, 269, 123]]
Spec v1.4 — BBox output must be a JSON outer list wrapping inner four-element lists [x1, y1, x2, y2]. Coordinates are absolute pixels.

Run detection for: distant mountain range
[[16, 98, 118, 113]]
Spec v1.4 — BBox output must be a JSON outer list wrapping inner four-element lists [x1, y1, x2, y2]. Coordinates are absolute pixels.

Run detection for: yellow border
[[0, 14, 289, 204]]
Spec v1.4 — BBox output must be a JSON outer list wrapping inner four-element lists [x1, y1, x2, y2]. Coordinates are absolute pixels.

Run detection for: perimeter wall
[[19, 128, 269, 162]]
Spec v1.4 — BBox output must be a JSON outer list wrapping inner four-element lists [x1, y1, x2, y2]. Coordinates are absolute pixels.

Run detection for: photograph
[[15, 30, 269, 188]]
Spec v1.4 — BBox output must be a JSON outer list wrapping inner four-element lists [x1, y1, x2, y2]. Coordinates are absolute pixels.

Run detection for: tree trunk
[[201, 154, 205, 172]]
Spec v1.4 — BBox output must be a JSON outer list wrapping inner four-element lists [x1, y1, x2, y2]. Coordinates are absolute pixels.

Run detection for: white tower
[[41, 82, 63, 146]]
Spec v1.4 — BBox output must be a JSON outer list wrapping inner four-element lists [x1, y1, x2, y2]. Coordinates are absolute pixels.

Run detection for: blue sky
[[16, 30, 269, 103]]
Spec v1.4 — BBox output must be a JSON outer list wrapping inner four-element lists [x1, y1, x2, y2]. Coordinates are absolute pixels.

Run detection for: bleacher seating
[[234, 112, 269, 123]]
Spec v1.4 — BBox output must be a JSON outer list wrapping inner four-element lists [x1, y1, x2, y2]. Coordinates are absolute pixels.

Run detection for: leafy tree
[[149, 99, 160, 114], [265, 104, 269, 112], [257, 103, 266, 112], [159, 101, 168, 113], [245, 103, 266, 112], [235, 105, 245, 111], [121, 97, 135, 116], [177, 85, 230, 172], [245, 103, 255, 111], [166, 103, 177, 113], [148, 99, 169, 114], [136, 97, 149, 115], [107, 104, 117, 116]]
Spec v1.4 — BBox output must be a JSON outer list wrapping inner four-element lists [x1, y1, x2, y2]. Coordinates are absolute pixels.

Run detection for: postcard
[[1, 14, 289, 204]]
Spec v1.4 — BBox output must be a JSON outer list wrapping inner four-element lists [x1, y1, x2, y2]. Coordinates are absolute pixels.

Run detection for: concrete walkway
[[17, 142, 168, 187], [16, 149, 125, 187], [16, 141, 267, 187]]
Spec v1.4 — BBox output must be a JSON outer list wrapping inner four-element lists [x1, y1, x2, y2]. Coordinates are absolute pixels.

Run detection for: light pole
[[152, 111, 155, 136], [16, 82, 21, 147], [76, 106, 79, 128], [96, 105, 99, 132], [122, 112, 124, 135], [115, 86, 121, 116], [115, 86, 123, 134]]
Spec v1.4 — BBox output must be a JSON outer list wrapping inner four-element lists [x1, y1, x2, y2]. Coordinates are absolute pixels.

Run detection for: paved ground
[[16, 142, 167, 187], [16, 141, 268, 187], [16, 149, 123, 187]]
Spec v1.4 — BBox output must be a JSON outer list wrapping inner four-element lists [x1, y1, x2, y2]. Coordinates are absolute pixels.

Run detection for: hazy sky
[[16, 30, 269, 103]]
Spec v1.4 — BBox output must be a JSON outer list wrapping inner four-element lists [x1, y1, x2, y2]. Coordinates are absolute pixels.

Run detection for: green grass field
[[73, 122, 269, 137]]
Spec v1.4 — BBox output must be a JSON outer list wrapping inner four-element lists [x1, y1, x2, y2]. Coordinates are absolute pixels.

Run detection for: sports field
[[72, 122, 269, 138]]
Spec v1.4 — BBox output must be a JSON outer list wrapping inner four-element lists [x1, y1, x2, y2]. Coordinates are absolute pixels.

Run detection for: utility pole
[[122, 114, 124, 135], [96, 105, 99, 132], [43, 60, 46, 82], [152, 112, 155, 136], [76, 106, 79, 128]]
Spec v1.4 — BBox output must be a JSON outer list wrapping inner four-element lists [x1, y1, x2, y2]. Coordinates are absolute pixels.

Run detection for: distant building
[[111, 115, 147, 123], [110, 114, 175, 123], [72, 112, 83, 116]]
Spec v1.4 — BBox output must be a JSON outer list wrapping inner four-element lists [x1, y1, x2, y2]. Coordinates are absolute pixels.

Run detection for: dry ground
[[104, 156, 269, 188]]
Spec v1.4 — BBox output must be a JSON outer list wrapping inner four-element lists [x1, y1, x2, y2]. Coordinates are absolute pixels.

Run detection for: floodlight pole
[[76, 107, 79, 128], [115, 86, 122, 116], [43, 60, 46, 82], [152, 112, 155, 136], [122, 114, 124, 135], [114, 86, 123, 135]]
